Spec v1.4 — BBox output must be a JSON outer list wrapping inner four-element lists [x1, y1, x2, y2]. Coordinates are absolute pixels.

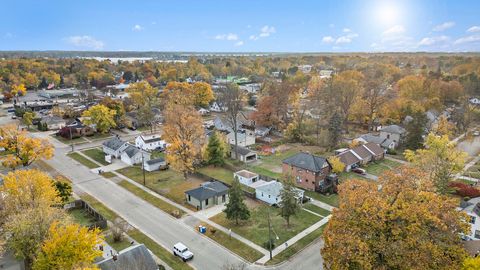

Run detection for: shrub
[[386, 148, 397, 155], [449, 181, 480, 198]]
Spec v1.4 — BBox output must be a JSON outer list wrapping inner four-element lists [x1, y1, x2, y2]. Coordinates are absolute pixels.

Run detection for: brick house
[[282, 152, 337, 193]]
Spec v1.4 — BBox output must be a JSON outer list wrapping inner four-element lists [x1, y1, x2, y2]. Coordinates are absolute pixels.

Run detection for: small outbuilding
[[233, 170, 259, 186], [185, 181, 229, 210]]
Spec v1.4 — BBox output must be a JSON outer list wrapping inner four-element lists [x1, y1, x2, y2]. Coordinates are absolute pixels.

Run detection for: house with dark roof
[[185, 181, 229, 210], [459, 197, 480, 240], [336, 142, 385, 172], [103, 137, 129, 158], [337, 150, 362, 172], [144, 158, 168, 172], [230, 145, 257, 163], [96, 244, 159, 270], [120, 144, 151, 166], [282, 152, 336, 193], [379, 125, 406, 147], [356, 133, 396, 150]]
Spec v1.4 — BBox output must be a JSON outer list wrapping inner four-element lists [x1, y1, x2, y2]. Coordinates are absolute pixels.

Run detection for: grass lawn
[[305, 190, 339, 208], [458, 178, 478, 185], [197, 166, 255, 193], [102, 171, 117, 178], [68, 152, 99, 169], [68, 208, 97, 227], [196, 223, 264, 263], [338, 171, 359, 182], [117, 166, 200, 208], [87, 133, 112, 141], [117, 180, 185, 218], [129, 229, 194, 270], [104, 234, 133, 252], [51, 134, 87, 144], [247, 165, 282, 179], [302, 203, 331, 217], [79, 194, 119, 221], [82, 148, 108, 165], [211, 204, 322, 249], [266, 225, 325, 265], [364, 162, 391, 176]]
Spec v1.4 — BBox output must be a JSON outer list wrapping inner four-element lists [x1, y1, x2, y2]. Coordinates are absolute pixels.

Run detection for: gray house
[[120, 144, 151, 166], [103, 137, 129, 158], [144, 158, 168, 172], [185, 181, 229, 210], [379, 125, 406, 148], [96, 244, 158, 270], [230, 145, 257, 163]]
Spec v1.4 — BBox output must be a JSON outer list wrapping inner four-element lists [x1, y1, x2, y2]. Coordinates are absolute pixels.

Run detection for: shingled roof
[[282, 152, 329, 172], [103, 138, 127, 151], [185, 181, 229, 201], [96, 244, 158, 270], [380, 125, 406, 134]]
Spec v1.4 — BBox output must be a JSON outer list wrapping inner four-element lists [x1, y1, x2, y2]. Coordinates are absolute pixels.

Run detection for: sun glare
[[376, 2, 401, 26]]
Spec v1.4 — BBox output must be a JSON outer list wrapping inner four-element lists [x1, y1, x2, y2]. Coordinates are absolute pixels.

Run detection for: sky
[[1, 0, 480, 52]]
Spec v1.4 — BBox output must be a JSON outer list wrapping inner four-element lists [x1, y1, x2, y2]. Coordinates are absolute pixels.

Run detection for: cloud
[[65, 35, 104, 49], [418, 35, 450, 46], [343, 28, 351, 33], [433, 21, 455, 32], [467, 26, 480, 33], [454, 34, 480, 45], [383, 25, 405, 35], [132, 24, 144, 31], [322, 36, 335, 43], [234, 41, 244, 46], [335, 32, 358, 44], [250, 25, 276, 40], [215, 33, 238, 41]]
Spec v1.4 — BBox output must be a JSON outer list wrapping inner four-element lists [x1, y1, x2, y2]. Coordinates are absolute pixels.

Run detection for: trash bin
[[199, 226, 206, 234]]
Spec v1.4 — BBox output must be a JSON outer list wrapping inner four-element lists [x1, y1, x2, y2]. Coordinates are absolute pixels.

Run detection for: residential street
[[35, 133, 325, 270]]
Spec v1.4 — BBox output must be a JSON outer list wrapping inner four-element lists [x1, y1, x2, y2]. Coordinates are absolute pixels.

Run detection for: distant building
[[298, 65, 312, 74], [40, 115, 67, 130]]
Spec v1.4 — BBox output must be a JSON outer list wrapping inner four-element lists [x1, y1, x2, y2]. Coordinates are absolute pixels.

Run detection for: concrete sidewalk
[[310, 200, 336, 212]]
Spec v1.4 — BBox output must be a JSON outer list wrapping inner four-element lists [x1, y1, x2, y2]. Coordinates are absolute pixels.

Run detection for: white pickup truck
[[173, 242, 194, 262]]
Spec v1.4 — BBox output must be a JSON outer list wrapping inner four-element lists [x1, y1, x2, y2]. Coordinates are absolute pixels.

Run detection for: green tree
[[404, 110, 428, 150], [23, 111, 35, 129], [206, 131, 226, 166], [223, 177, 250, 225], [81, 104, 116, 133], [53, 180, 72, 203], [279, 175, 300, 227]]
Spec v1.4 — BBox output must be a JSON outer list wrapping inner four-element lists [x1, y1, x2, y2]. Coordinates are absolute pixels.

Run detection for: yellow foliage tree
[[23, 111, 36, 129], [434, 115, 455, 138], [33, 222, 103, 270], [322, 167, 468, 270], [11, 83, 27, 96], [192, 82, 215, 108], [328, 156, 345, 174], [163, 103, 205, 179], [126, 81, 158, 108], [405, 133, 467, 194], [82, 104, 116, 134], [463, 257, 480, 270], [0, 125, 54, 168]]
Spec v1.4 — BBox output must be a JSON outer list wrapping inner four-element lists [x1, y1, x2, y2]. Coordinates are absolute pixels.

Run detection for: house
[[198, 108, 210, 115], [459, 197, 480, 240], [227, 129, 255, 147], [185, 181, 229, 210], [230, 145, 258, 163], [40, 115, 67, 130], [282, 152, 337, 193], [361, 142, 385, 160], [298, 64, 312, 74], [135, 134, 166, 151], [356, 133, 396, 150], [379, 125, 406, 147], [120, 144, 151, 166], [239, 83, 261, 94], [254, 180, 304, 206], [255, 126, 271, 137], [102, 137, 129, 158], [96, 244, 158, 270], [144, 158, 168, 172], [470, 97, 480, 105], [337, 150, 362, 172], [319, 69, 334, 79], [351, 144, 374, 164], [209, 102, 227, 112], [234, 170, 259, 186]]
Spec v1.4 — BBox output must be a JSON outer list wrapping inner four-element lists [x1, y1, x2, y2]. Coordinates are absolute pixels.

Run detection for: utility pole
[[142, 153, 146, 186], [268, 207, 272, 260], [69, 126, 74, 152]]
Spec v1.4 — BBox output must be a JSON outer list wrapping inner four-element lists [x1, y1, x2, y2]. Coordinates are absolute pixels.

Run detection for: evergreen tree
[[279, 175, 300, 227], [405, 110, 428, 150], [328, 112, 343, 149], [154, 68, 161, 79], [223, 177, 250, 225], [206, 131, 225, 166], [59, 75, 65, 88], [39, 77, 48, 89], [53, 180, 72, 203]]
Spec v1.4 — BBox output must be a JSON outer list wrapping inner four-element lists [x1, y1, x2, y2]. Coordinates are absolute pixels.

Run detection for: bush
[[449, 182, 480, 198], [263, 239, 276, 250], [386, 148, 397, 155]]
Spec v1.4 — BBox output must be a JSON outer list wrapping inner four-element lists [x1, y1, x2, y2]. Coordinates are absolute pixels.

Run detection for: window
[[188, 195, 191, 201], [222, 194, 226, 203], [268, 195, 271, 198], [475, 230, 480, 239], [205, 199, 209, 206], [471, 215, 477, 224], [306, 179, 309, 183], [261, 192, 264, 197]]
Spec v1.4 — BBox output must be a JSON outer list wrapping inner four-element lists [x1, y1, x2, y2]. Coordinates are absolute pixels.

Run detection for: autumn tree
[[328, 156, 345, 174], [127, 81, 159, 108], [82, 104, 116, 133], [192, 82, 215, 107], [279, 175, 300, 227], [220, 83, 244, 159], [100, 97, 126, 127], [205, 131, 226, 166], [0, 125, 54, 168], [463, 257, 480, 270], [11, 83, 27, 97], [405, 133, 467, 194], [331, 70, 364, 133], [163, 97, 205, 179], [224, 176, 250, 225], [434, 115, 455, 138], [33, 222, 103, 270], [322, 167, 468, 270], [23, 111, 36, 129]]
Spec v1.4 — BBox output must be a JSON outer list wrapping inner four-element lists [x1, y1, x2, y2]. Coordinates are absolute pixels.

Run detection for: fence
[[64, 199, 108, 229]]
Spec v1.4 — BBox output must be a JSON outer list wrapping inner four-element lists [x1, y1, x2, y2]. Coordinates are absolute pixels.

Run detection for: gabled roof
[[41, 115, 66, 124], [282, 152, 329, 172], [145, 157, 165, 165], [96, 244, 158, 270], [255, 181, 283, 197], [103, 138, 127, 151], [185, 181, 229, 201], [123, 144, 142, 158], [337, 150, 361, 166], [351, 145, 372, 159], [231, 145, 256, 156], [363, 142, 384, 156], [380, 125, 406, 134]]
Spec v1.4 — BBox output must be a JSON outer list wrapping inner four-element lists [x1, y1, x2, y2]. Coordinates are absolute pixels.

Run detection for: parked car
[[473, 131, 480, 136], [173, 242, 194, 262], [352, 168, 366, 175]]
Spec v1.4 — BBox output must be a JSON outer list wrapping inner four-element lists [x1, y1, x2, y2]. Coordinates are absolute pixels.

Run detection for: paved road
[[33, 133, 325, 270]]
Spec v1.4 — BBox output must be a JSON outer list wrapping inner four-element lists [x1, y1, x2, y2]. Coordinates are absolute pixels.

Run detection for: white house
[[120, 144, 151, 166], [355, 133, 396, 150], [40, 116, 67, 130], [135, 134, 166, 151], [103, 137, 129, 158], [254, 181, 305, 206], [209, 102, 227, 112], [460, 197, 480, 240], [227, 129, 255, 147], [144, 158, 168, 172], [239, 83, 261, 94], [234, 170, 259, 186], [470, 97, 480, 105], [198, 108, 210, 115]]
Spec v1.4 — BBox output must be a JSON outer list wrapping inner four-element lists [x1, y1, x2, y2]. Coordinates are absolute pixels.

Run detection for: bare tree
[[111, 218, 128, 242], [220, 83, 244, 159]]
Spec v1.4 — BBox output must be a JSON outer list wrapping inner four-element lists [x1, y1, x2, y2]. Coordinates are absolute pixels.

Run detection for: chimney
[[113, 254, 118, 261]]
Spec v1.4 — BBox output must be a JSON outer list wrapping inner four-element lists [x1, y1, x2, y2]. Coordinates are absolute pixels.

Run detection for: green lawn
[[338, 171, 359, 182], [82, 148, 108, 165], [304, 190, 339, 208], [364, 162, 391, 176], [117, 180, 185, 218], [116, 166, 201, 207], [247, 165, 282, 179], [246, 149, 297, 179], [197, 166, 255, 193], [104, 234, 133, 252], [211, 204, 322, 249], [302, 203, 331, 217], [197, 223, 264, 263], [129, 229, 194, 270], [266, 225, 325, 265], [51, 134, 87, 144], [68, 208, 97, 227], [102, 171, 117, 178], [79, 194, 119, 221], [68, 152, 100, 169]]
